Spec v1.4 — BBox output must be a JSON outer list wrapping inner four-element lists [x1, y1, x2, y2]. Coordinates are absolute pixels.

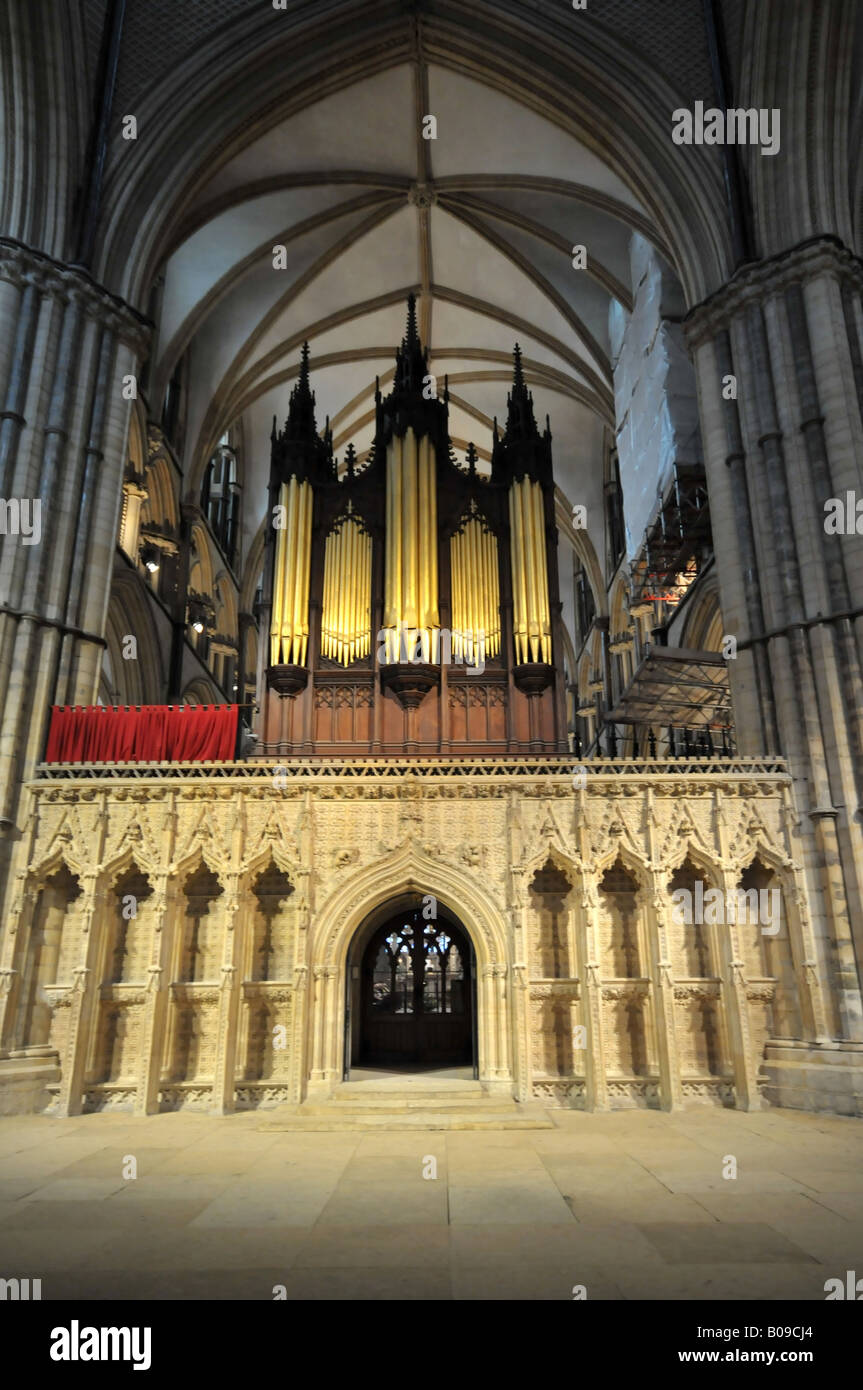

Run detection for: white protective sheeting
[[609, 235, 702, 559]]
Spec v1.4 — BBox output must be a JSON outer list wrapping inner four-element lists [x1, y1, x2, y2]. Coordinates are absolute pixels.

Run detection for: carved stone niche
[[267, 664, 309, 698], [513, 662, 554, 696], [380, 662, 440, 709]]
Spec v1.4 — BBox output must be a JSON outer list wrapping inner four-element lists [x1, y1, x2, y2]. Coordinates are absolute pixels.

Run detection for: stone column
[[480, 964, 498, 1077], [307, 964, 330, 1091], [646, 880, 683, 1112], [687, 238, 863, 1050], [321, 965, 340, 1088], [511, 961, 530, 1101], [291, 964, 309, 1104], [0, 871, 31, 1053], [716, 868, 763, 1111], [134, 880, 175, 1116], [0, 967, 17, 1057], [578, 877, 608, 1111], [0, 243, 149, 927], [494, 963, 509, 1081], [211, 880, 243, 1114], [55, 874, 102, 1116]]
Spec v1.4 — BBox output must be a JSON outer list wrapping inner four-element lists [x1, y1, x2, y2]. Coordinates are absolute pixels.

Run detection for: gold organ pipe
[[453, 532, 463, 661], [472, 517, 478, 661], [367, 531, 373, 657], [360, 530, 368, 659], [269, 477, 313, 667], [487, 528, 498, 657], [362, 538, 366, 659], [330, 523, 339, 663], [462, 528, 469, 661], [482, 527, 491, 659], [527, 483, 540, 661], [404, 429, 418, 634], [270, 482, 286, 665], [508, 478, 551, 666], [353, 528, 360, 661], [331, 525, 340, 662], [299, 479, 313, 665], [288, 480, 298, 663], [509, 486, 527, 663], [450, 532, 458, 660], [492, 528, 501, 656], [459, 528, 466, 658], [524, 482, 540, 662], [462, 521, 472, 663], [348, 518, 357, 661], [359, 526, 367, 659], [287, 476, 300, 660], [418, 434, 429, 652], [533, 481, 551, 662], [421, 436, 439, 660], [473, 523, 481, 661], [384, 446, 394, 631], [516, 484, 527, 664], [278, 477, 294, 662], [457, 526, 466, 661], [338, 517, 348, 665], [281, 475, 297, 661], [449, 519, 502, 665], [326, 524, 336, 663], [344, 521, 352, 664], [383, 428, 439, 663], [321, 531, 331, 660], [320, 517, 372, 667], [389, 437, 403, 661]]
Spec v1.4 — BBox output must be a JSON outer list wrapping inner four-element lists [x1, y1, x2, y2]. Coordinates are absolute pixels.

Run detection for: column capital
[[0, 237, 151, 351], [685, 236, 863, 351]]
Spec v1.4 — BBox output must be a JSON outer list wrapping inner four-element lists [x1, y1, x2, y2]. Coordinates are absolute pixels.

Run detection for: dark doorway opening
[[355, 906, 474, 1068]]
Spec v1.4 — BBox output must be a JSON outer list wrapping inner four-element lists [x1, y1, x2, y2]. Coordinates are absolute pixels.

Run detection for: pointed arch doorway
[[344, 899, 477, 1077]]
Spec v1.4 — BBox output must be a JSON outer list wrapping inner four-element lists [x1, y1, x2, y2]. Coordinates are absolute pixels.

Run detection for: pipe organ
[[383, 429, 439, 665], [509, 476, 552, 665], [260, 298, 566, 754], [450, 508, 500, 666], [269, 477, 312, 667], [321, 510, 372, 666]]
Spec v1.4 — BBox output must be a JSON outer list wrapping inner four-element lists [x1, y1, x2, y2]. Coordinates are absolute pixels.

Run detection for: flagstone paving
[[0, 1106, 860, 1299]]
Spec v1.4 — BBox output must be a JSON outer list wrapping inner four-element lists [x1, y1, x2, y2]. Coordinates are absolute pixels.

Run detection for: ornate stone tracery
[[0, 757, 822, 1115]]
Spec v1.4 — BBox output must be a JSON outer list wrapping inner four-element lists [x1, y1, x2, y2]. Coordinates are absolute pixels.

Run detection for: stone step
[[299, 1100, 520, 1114], [334, 1079, 484, 1097], [328, 1094, 506, 1110], [258, 1105, 554, 1132]]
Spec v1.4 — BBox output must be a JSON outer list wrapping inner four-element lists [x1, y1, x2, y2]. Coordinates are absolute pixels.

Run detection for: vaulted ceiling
[[154, 50, 685, 571]]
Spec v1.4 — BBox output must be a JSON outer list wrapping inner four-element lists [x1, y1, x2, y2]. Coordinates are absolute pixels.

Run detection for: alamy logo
[[377, 626, 485, 674], [671, 881, 781, 934], [824, 1270, 863, 1299], [0, 498, 41, 544], [0, 1277, 41, 1299], [50, 1321, 151, 1371], [824, 491, 863, 534], [672, 101, 780, 156]]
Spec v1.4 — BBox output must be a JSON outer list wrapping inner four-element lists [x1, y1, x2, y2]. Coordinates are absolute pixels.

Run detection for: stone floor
[[0, 1104, 861, 1299]]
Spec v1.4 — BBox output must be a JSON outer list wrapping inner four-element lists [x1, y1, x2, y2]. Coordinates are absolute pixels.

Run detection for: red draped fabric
[[44, 705, 239, 764]]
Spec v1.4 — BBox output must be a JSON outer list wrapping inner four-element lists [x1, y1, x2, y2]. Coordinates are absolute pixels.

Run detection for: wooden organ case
[[258, 297, 568, 756]]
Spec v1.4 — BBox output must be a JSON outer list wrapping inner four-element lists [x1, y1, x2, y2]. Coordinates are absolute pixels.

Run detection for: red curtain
[[44, 705, 239, 764]]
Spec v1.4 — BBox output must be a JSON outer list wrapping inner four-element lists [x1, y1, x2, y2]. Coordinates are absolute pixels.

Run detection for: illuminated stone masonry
[[0, 756, 842, 1117]]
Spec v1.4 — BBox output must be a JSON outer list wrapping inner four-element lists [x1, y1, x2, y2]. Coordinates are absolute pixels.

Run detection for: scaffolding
[[629, 462, 711, 609]]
